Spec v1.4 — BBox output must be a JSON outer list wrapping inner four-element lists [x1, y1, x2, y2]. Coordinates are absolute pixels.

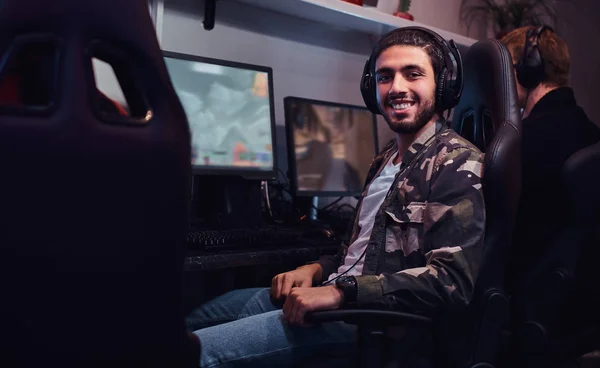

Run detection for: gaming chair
[[0, 0, 197, 366]]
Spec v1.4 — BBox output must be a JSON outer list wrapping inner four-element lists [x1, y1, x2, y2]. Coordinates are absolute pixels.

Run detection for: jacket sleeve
[[354, 147, 485, 316], [309, 247, 345, 284]]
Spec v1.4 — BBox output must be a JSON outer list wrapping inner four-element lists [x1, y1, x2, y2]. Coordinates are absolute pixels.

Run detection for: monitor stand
[[190, 175, 263, 230]]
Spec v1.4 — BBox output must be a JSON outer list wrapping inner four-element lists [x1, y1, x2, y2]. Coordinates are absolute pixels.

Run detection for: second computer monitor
[[284, 97, 378, 197]]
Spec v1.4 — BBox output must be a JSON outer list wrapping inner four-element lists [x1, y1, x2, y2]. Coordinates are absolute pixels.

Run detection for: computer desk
[[182, 243, 339, 309], [184, 243, 339, 271]]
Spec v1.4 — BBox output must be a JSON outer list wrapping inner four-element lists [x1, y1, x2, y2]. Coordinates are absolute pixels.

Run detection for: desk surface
[[185, 244, 339, 271]]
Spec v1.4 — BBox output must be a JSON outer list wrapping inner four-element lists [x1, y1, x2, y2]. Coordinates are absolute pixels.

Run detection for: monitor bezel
[[284, 96, 379, 198], [163, 50, 278, 181]]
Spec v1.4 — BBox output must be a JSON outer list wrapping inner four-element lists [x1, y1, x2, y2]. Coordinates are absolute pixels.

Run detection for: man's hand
[[270, 264, 322, 302], [282, 285, 344, 326]]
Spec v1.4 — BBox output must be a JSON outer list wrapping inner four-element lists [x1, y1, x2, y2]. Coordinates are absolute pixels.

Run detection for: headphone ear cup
[[517, 47, 544, 89], [436, 68, 448, 111], [360, 60, 380, 115], [517, 26, 549, 90]]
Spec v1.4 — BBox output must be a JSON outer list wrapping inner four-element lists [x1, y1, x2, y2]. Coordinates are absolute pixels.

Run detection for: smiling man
[[187, 27, 486, 367]]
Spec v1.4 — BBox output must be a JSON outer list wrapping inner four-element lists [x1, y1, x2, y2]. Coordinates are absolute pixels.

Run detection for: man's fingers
[[271, 275, 283, 300], [280, 276, 295, 299], [288, 293, 301, 325], [293, 301, 306, 326], [298, 278, 312, 288], [270, 276, 279, 299], [282, 296, 292, 321]]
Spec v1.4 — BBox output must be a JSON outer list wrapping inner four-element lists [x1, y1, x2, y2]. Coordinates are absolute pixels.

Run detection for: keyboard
[[187, 226, 337, 252]]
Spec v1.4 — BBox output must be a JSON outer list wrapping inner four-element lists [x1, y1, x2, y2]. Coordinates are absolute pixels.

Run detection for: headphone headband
[[360, 26, 463, 115]]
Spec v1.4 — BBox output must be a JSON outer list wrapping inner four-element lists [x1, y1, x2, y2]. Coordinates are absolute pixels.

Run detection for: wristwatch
[[335, 276, 358, 305]]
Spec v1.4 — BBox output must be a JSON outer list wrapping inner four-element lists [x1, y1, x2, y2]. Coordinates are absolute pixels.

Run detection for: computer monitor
[[163, 52, 277, 229], [284, 97, 378, 197], [163, 51, 277, 180]]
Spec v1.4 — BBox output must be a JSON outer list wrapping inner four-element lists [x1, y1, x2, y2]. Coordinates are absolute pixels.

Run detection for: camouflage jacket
[[315, 120, 485, 317]]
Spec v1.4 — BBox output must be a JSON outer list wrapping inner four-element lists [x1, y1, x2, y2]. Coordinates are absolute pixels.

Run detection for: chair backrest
[[0, 1, 194, 366], [446, 39, 522, 366], [452, 40, 522, 293], [548, 141, 600, 339], [564, 141, 600, 230], [515, 140, 600, 294], [503, 140, 600, 367], [562, 140, 600, 348]]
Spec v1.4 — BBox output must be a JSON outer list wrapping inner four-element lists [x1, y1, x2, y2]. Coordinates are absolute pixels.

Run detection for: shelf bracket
[[203, 0, 218, 31]]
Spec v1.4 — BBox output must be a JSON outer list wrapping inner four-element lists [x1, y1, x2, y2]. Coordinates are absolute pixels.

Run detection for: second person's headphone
[[515, 25, 553, 89], [360, 26, 464, 115]]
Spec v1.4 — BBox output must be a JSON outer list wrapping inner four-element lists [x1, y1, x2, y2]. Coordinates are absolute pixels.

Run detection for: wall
[[410, 0, 469, 36], [556, 0, 600, 125]]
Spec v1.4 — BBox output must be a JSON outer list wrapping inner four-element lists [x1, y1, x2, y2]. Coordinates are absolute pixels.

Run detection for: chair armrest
[[305, 309, 432, 327]]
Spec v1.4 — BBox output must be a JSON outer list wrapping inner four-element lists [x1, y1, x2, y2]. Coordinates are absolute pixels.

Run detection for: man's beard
[[384, 98, 436, 134]]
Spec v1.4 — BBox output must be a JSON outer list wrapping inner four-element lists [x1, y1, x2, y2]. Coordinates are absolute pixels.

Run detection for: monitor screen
[[163, 51, 277, 179], [284, 97, 378, 197]]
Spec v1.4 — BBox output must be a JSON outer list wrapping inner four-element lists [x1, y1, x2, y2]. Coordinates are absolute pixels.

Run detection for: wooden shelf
[[234, 0, 477, 47]]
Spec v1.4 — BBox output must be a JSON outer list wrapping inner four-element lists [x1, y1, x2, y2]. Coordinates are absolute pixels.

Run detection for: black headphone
[[515, 25, 553, 89], [360, 26, 464, 115]]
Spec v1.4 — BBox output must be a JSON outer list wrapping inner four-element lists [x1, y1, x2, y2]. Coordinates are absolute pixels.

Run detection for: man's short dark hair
[[370, 29, 445, 82]]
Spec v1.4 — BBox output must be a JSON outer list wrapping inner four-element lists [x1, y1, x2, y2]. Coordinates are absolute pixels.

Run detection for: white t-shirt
[[328, 153, 401, 281]]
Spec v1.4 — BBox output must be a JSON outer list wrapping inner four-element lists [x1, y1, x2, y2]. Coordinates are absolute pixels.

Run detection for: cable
[[274, 167, 290, 188], [320, 248, 367, 286], [333, 204, 356, 212], [262, 180, 273, 219], [320, 196, 344, 212]]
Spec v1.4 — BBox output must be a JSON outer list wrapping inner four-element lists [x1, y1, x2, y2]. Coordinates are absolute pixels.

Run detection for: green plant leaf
[[398, 0, 411, 12], [459, 0, 568, 32]]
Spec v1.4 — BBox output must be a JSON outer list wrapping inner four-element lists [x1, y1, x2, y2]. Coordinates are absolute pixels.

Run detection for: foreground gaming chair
[[306, 38, 522, 368], [0, 0, 197, 366], [503, 141, 600, 368]]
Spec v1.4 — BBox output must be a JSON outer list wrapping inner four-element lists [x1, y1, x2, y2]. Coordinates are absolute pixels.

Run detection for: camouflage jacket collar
[[404, 120, 442, 166], [369, 118, 446, 182]]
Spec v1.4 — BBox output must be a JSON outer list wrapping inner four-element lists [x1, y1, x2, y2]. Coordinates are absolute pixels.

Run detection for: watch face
[[336, 276, 357, 303], [337, 276, 356, 286]]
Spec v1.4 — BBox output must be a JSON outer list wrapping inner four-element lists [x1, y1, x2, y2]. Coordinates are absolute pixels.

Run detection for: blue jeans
[[186, 287, 357, 367]]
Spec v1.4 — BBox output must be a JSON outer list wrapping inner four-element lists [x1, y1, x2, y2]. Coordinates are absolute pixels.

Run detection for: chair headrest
[[452, 39, 521, 152], [0, 0, 179, 126], [0, 1, 157, 54]]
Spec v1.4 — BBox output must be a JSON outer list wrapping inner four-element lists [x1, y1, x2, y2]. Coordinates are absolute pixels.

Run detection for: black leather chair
[[502, 141, 600, 368], [305, 38, 522, 368], [0, 0, 197, 366]]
